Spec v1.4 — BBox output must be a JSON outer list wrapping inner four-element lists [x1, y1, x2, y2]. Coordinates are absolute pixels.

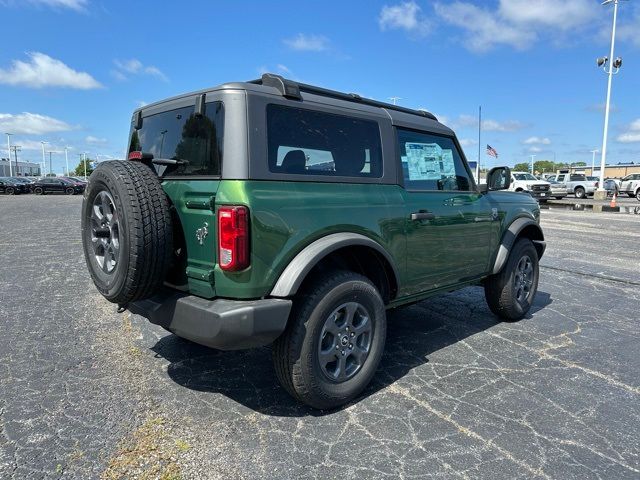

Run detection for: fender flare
[[270, 232, 399, 298], [492, 217, 545, 275]]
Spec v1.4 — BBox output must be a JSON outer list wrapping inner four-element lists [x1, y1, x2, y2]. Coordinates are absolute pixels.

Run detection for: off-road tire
[[574, 187, 586, 199], [273, 270, 386, 410], [484, 238, 539, 321], [81, 160, 172, 305]]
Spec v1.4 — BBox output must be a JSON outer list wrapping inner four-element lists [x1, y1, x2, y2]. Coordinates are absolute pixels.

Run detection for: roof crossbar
[[249, 73, 438, 121]]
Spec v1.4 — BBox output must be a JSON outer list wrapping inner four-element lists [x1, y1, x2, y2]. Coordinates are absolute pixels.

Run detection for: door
[[396, 128, 494, 296]]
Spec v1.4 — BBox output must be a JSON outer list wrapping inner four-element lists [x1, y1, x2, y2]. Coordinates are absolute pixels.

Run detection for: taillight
[[217, 206, 249, 271]]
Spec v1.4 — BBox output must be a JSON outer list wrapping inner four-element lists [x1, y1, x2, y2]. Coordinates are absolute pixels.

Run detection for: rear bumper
[[128, 291, 292, 350]]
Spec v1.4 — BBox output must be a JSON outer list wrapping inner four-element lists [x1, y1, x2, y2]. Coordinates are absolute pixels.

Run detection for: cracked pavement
[[0, 195, 638, 479]]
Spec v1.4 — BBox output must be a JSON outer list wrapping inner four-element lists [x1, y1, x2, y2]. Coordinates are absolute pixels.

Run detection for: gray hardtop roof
[[134, 74, 454, 136]]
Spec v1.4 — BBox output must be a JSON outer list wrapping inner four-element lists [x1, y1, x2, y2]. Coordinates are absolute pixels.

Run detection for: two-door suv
[[82, 74, 545, 409]]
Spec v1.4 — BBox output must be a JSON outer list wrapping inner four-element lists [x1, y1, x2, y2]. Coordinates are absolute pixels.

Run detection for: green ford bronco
[[82, 74, 545, 409]]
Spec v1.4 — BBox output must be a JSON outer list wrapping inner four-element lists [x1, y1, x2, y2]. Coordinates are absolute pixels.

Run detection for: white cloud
[[379, 1, 432, 36], [283, 34, 329, 52], [113, 59, 168, 81], [528, 146, 543, 153], [85, 136, 107, 145], [0, 52, 102, 89], [1, 0, 87, 11], [0, 112, 75, 135], [434, 0, 597, 52], [135, 100, 148, 108], [616, 7, 640, 48], [616, 119, 640, 143], [523, 136, 551, 145], [459, 138, 477, 147], [458, 114, 527, 132]]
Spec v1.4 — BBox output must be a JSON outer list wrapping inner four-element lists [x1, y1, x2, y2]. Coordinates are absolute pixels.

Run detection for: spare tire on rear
[[81, 160, 172, 305]]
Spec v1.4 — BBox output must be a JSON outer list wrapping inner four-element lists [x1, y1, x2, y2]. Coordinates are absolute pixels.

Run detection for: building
[[0, 158, 42, 177], [558, 162, 640, 178]]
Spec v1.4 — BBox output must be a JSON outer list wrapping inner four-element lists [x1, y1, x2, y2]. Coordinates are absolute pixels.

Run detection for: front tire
[[273, 271, 386, 410], [5, 187, 14, 195], [65, 187, 75, 195], [484, 238, 539, 321], [34, 187, 43, 195]]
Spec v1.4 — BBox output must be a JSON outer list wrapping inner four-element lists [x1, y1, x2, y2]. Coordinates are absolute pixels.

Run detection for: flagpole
[[476, 105, 481, 182]]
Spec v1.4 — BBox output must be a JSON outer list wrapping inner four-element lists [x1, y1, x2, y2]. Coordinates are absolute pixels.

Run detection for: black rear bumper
[[128, 291, 292, 350]]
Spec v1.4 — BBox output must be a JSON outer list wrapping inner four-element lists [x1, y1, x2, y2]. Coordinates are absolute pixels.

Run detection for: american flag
[[486, 144, 499, 158]]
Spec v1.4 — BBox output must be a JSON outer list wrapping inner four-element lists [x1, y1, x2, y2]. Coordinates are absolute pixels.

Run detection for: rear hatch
[[127, 101, 224, 298]]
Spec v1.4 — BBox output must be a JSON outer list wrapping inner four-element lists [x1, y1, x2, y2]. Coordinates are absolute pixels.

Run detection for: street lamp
[[595, 0, 626, 200], [530, 154, 536, 174], [5, 133, 12, 176], [40, 141, 48, 176], [64, 147, 70, 176], [10, 145, 21, 176]]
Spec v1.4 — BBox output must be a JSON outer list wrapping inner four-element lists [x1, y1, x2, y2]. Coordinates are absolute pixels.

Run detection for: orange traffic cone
[[610, 191, 617, 208]]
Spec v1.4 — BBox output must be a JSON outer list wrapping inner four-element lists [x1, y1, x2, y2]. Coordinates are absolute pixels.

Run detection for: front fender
[[492, 217, 545, 274]]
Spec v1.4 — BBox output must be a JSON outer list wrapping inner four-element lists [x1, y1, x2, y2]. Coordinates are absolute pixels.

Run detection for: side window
[[396, 128, 472, 191], [266, 104, 382, 178]]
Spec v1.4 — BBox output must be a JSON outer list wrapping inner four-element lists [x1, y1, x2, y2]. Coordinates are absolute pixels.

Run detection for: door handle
[[410, 210, 435, 221]]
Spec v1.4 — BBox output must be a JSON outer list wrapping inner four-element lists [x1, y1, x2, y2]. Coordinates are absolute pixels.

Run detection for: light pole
[[40, 141, 48, 176], [5, 133, 12, 176], [530, 154, 536, 174], [48, 151, 53, 175], [590, 149, 599, 175], [595, 0, 625, 200], [10, 145, 21, 176], [64, 147, 70, 176], [388, 96, 401, 105]]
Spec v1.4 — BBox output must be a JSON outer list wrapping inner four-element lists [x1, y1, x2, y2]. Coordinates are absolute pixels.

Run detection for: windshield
[[513, 173, 538, 181]]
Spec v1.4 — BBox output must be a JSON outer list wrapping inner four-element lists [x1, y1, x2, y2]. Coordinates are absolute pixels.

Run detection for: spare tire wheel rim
[[513, 255, 534, 305], [91, 190, 120, 273], [318, 302, 373, 382]]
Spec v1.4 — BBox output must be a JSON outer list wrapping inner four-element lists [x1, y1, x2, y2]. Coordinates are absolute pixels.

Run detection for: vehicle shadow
[[149, 287, 552, 417]]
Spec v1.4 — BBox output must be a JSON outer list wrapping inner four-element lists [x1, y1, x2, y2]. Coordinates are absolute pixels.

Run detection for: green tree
[[513, 162, 530, 172], [74, 158, 94, 177], [533, 160, 556, 173]]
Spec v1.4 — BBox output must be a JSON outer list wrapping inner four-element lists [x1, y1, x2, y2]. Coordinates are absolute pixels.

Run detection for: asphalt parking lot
[[1, 195, 639, 479]]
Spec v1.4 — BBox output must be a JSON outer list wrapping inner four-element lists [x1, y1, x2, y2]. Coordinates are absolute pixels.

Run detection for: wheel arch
[[270, 233, 399, 303], [492, 217, 545, 275]]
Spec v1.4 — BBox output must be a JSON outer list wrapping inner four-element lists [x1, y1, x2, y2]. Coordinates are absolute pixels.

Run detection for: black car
[[32, 177, 85, 195], [0, 177, 27, 194], [10, 177, 34, 193]]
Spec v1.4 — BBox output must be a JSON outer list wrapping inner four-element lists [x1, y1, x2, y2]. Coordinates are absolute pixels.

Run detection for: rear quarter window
[[266, 104, 382, 178], [128, 102, 224, 176]]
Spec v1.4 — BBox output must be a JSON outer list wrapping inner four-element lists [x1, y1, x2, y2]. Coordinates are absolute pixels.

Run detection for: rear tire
[[484, 238, 539, 321], [34, 187, 43, 195], [81, 160, 173, 305], [65, 187, 75, 195], [6, 187, 14, 195], [273, 270, 386, 410], [574, 187, 586, 199]]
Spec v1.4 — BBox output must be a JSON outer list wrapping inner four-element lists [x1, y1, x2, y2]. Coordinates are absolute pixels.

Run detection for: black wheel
[[273, 270, 386, 410], [5, 187, 14, 195], [81, 160, 172, 305], [484, 238, 539, 321], [34, 187, 43, 195], [636, 191, 640, 202], [574, 187, 586, 199], [65, 187, 75, 195]]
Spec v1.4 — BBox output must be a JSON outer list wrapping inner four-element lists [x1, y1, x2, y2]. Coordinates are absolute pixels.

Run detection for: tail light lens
[[217, 206, 249, 271]]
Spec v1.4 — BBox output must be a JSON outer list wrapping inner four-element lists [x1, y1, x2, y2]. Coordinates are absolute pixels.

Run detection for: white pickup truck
[[546, 173, 597, 199], [509, 172, 552, 201], [617, 174, 640, 201]]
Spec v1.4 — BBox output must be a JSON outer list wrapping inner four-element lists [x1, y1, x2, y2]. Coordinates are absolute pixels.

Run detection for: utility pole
[[5, 133, 12, 176], [10, 145, 21, 176], [595, 0, 624, 199]]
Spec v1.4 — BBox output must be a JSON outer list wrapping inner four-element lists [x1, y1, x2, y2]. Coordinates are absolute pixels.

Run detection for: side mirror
[[480, 166, 511, 193]]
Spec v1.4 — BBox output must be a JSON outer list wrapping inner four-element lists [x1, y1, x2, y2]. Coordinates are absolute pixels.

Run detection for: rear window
[[128, 102, 224, 176], [266, 104, 382, 178], [570, 174, 586, 181]]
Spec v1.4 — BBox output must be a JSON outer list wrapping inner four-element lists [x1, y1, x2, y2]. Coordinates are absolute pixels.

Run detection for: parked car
[[65, 176, 88, 185], [547, 173, 597, 199], [32, 177, 85, 195], [616, 173, 640, 201], [0, 177, 27, 194], [81, 73, 545, 409], [509, 172, 551, 201], [547, 180, 568, 199], [9, 176, 34, 192]]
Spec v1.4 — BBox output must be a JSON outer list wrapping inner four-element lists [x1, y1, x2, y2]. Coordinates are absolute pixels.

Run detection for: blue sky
[[1, 0, 639, 174]]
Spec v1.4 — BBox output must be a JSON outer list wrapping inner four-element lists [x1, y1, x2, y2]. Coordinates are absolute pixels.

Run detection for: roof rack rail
[[249, 73, 438, 121]]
